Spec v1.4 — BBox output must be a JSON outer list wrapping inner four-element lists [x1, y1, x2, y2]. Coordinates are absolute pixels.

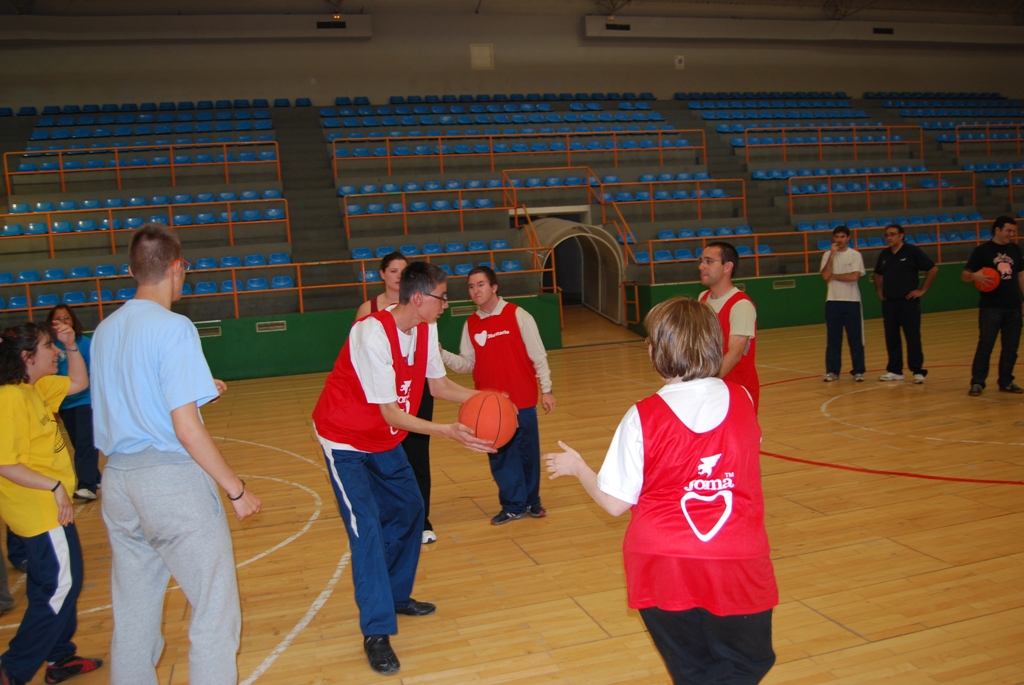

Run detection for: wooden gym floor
[[4, 306, 1022, 684]]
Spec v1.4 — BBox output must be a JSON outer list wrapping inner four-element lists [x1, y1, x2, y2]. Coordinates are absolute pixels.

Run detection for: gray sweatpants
[[101, 449, 241, 685]]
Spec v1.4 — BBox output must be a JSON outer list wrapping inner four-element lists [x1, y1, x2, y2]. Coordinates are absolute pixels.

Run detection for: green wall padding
[[199, 293, 562, 381], [627, 262, 976, 336]]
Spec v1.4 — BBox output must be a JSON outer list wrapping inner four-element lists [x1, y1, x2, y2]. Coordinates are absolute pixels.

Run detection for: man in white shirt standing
[[820, 225, 867, 382]]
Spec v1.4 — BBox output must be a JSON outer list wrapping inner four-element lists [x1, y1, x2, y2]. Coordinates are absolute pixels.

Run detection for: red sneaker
[[45, 656, 103, 684]]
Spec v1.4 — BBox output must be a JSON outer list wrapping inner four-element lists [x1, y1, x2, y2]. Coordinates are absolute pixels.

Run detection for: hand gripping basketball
[[458, 391, 518, 449]]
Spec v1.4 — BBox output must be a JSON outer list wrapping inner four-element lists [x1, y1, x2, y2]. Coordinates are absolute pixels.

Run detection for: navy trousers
[[488, 406, 540, 515], [322, 443, 424, 636], [0, 524, 83, 683], [824, 301, 865, 376], [59, 404, 100, 493], [970, 307, 1022, 389], [640, 606, 775, 684]]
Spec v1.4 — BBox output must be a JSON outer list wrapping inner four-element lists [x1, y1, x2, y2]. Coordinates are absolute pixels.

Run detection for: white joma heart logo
[[681, 490, 733, 542], [474, 331, 488, 347]]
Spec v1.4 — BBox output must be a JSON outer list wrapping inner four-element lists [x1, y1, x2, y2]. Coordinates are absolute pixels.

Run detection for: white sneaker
[[421, 530, 437, 545], [824, 373, 839, 382], [878, 372, 905, 381], [913, 374, 925, 384], [73, 488, 97, 501], [853, 374, 865, 382]]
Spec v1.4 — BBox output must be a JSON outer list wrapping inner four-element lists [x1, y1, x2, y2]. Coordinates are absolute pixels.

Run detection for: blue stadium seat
[[359, 270, 381, 283], [35, 294, 60, 308], [246, 278, 269, 291], [195, 258, 218, 270], [271, 276, 294, 289], [220, 256, 242, 268], [220, 280, 243, 292], [43, 269, 67, 281], [244, 254, 267, 267], [68, 267, 92, 279], [268, 252, 291, 264], [89, 290, 113, 303], [194, 282, 218, 295], [454, 264, 473, 276], [62, 292, 87, 305], [94, 265, 117, 277]]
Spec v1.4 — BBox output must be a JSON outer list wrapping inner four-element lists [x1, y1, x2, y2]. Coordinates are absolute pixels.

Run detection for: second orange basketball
[[458, 391, 519, 449]]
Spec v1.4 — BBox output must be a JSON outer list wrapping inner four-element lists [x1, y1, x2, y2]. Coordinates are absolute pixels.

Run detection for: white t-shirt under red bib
[[599, 378, 777, 616]]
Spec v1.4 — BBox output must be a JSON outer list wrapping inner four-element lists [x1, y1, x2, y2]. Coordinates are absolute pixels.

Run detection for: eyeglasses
[[174, 258, 192, 272], [53, 315, 71, 322], [423, 292, 448, 304], [699, 258, 722, 266]]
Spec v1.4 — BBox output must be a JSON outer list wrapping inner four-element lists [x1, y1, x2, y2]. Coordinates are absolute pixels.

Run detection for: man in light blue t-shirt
[[91, 223, 261, 685]]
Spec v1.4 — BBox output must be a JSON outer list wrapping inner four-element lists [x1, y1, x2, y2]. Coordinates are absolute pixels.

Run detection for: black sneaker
[[999, 383, 1024, 394], [527, 503, 546, 518], [968, 384, 983, 397], [363, 635, 400, 675], [45, 655, 103, 684], [490, 510, 526, 525], [395, 599, 435, 616]]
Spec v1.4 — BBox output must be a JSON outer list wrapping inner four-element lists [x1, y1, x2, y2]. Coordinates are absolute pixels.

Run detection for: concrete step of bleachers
[[269, 108, 346, 261], [0, 117, 40, 209]]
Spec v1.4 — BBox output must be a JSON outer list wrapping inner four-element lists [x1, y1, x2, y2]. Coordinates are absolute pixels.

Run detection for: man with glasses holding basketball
[[441, 266, 555, 526], [698, 242, 760, 412], [312, 262, 493, 676]]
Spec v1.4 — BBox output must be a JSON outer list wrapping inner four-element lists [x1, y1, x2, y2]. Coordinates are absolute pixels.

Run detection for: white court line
[[239, 552, 351, 685], [820, 385, 1024, 447], [215, 436, 326, 471], [0, 474, 322, 630]]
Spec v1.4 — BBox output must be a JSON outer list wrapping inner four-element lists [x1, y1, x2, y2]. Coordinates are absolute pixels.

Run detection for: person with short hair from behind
[[698, 241, 760, 411], [45, 306, 101, 501], [820, 226, 867, 382], [0, 321, 103, 684], [441, 266, 555, 525], [961, 216, 1023, 396], [545, 297, 777, 684], [91, 223, 261, 685], [872, 223, 937, 383]]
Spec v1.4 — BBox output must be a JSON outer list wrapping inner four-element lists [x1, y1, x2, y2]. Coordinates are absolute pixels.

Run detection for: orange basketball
[[458, 391, 518, 449], [975, 267, 1000, 292]]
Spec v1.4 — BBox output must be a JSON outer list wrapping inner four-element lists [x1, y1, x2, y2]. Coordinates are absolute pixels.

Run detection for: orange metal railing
[[331, 129, 707, 176], [1, 248, 558, 324], [1006, 170, 1024, 204], [742, 125, 925, 164], [341, 188, 510, 239], [593, 178, 747, 225], [953, 123, 1024, 158], [0, 198, 290, 258], [4, 140, 281, 195], [786, 170, 975, 215], [610, 219, 1003, 284]]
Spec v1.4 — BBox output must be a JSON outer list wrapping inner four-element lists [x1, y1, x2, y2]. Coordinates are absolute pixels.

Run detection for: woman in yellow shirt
[[0, 321, 102, 685]]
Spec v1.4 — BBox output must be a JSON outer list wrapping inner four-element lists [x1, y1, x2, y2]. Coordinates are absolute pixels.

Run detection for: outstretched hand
[[544, 441, 583, 480]]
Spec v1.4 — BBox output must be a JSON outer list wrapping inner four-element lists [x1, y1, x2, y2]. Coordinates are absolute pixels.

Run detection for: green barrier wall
[[199, 293, 563, 381], [626, 262, 977, 336]]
